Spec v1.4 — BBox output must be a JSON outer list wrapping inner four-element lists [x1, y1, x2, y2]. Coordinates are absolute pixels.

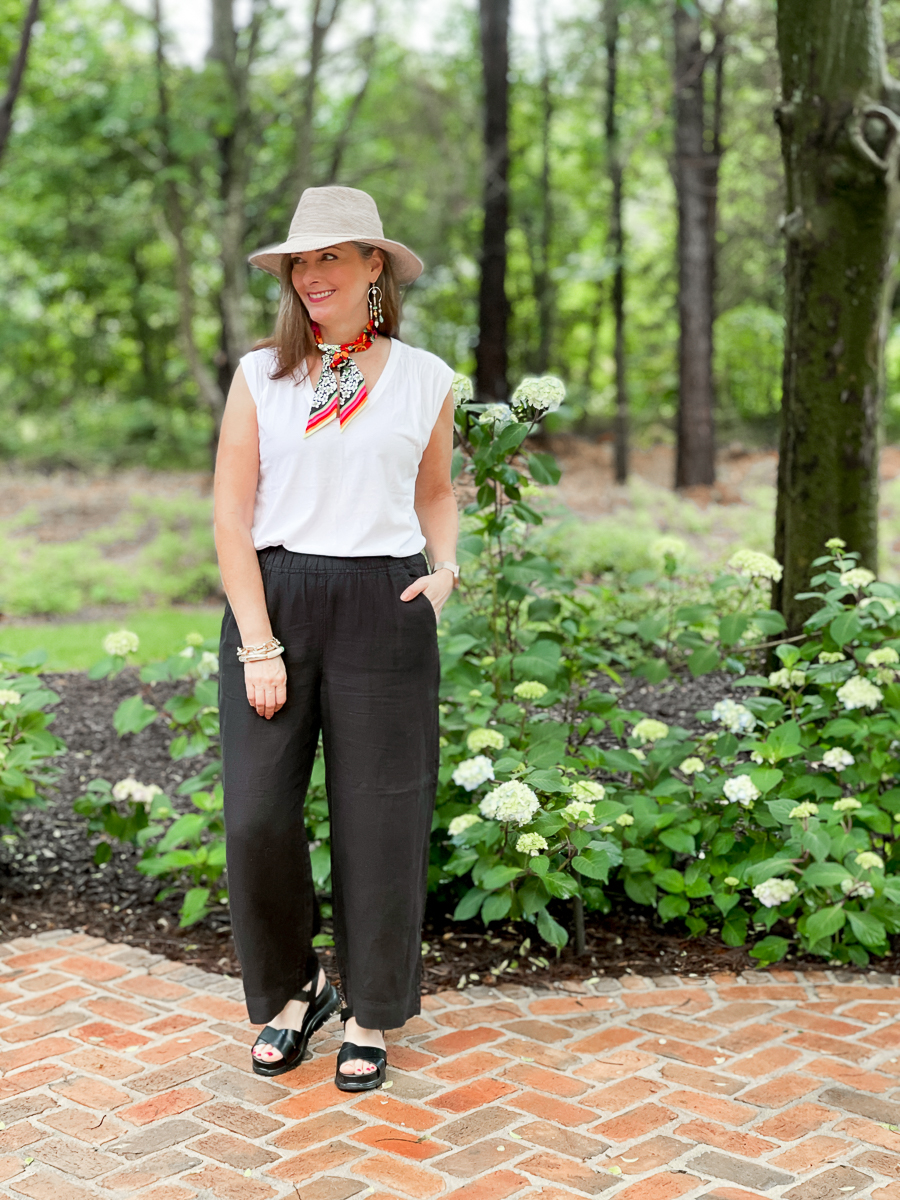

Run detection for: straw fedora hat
[[248, 186, 424, 285]]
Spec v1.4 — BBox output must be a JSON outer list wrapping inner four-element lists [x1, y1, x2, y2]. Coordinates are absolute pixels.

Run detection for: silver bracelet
[[237, 636, 284, 663]]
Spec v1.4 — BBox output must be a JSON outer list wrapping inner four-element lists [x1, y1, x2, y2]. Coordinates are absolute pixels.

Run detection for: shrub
[[0, 650, 66, 831]]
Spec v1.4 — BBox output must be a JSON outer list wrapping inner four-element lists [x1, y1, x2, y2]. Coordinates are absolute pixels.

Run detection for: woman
[[214, 185, 458, 1091]]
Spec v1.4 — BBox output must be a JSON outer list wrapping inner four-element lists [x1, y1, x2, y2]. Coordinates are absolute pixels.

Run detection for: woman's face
[[290, 243, 383, 330]]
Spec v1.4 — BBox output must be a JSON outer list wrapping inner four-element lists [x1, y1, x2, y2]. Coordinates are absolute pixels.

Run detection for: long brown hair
[[257, 243, 402, 382]]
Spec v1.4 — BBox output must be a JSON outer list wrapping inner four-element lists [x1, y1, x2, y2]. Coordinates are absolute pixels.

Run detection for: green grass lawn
[[0, 605, 224, 672]]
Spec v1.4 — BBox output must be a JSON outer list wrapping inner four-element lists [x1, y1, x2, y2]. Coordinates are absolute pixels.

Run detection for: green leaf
[[480, 865, 522, 891], [749, 767, 784, 794], [526, 452, 561, 485], [543, 871, 580, 899], [536, 906, 569, 948], [805, 904, 846, 944], [623, 872, 657, 906], [688, 646, 720, 677], [657, 894, 690, 921], [653, 868, 686, 894], [179, 887, 210, 928], [749, 935, 790, 965], [721, 909, 749, 946], [481, 891, 512, 924], [572, 849, 612, 881], [453, 887, 488, 921], [846, 909, 887, 948], [659, 828, 696, 855], [634, 658, 670, 683], [113, 695, 158, 737], [830, 610, 862, 647], [719, 613, 750, 647], [802, 862, 852, 888]]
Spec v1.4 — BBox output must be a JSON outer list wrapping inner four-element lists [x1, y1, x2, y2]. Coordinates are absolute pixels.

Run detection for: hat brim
[[248, 235, 424, 286]]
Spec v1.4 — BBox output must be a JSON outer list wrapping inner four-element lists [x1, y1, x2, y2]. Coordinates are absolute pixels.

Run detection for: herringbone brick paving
[[1, 931, 900, 1198]]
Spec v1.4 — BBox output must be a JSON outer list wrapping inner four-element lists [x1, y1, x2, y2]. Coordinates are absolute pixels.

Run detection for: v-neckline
[[304, 337, 398, 409]]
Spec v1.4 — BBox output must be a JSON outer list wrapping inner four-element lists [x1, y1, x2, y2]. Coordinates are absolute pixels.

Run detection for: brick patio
[[1, 931, 900, 1198]]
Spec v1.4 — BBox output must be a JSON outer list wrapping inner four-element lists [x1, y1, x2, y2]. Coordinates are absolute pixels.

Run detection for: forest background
[[0, 0, 871, 474]]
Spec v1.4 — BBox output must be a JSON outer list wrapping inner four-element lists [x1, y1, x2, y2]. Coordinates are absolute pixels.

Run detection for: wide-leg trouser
[[218, 546, 440, 1030]]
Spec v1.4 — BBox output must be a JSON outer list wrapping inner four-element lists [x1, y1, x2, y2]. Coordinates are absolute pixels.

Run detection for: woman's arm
[[402, 389, 458, 620], [213, 366, 286, 720]]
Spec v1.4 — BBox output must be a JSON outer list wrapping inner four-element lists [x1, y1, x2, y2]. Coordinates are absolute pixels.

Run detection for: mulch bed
[[0, 668, 887, 989]]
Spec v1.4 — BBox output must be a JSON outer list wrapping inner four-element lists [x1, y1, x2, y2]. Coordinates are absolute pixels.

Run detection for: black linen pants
[[218, 547, 440, 1030]]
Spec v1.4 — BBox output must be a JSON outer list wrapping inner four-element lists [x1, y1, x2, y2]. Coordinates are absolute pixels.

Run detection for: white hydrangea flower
[[728, 549, 783, 582], [448, 813, 484, 837], [752, 877, 798, 908], [833, 797, 862, 812], [679, 757, 705, 775], [513, 680, 549, 702], [112, 778, 162, 804], [818, 651, 846, 664], [452, 373, 474, 406], [479, 780, 541, 825], [860, 596, 899, 617], [840, 567, 876, 589], [466, 728, 505, 754], [103, 630, 139, 657], [478, 403, 515, 431], [511, 374, 566, 417], [516, 832, 549, 857], [452, 756, 495, 791], [711, 699, 755, 734], [615, 813, 634, 826], [179, 646, 195, 658], [855, 851, 884, 870], [185, 631, 204, 647], [561, 800, 596, 826], [825, 537, 847, 551], [789, 802, 819, 819], [631, 718, 669, 744], [571, 780, 606, 802], [723, 775, 760, 808], [875, 667, 897, 685], [723, 876, 740, 886], [822, 747, 855, 771], [629, 747, 646, 762], [750, 750, 765, 764], [837, 676, 883, 711], [866, 647, 900, 666], [651, 536, 688, 562], [841, 877, 875, 899], [0, 689, 22, 706], [198, 652, 219, 678]]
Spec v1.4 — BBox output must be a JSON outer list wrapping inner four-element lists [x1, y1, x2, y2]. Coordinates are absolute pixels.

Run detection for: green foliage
[[0, 650, 65, 831]]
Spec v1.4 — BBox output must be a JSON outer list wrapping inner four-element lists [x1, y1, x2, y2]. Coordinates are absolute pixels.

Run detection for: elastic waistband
[[257, 546, 427, 574]]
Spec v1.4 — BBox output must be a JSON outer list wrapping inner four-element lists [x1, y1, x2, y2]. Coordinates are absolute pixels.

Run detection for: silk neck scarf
[[305, 319, 378, 437]]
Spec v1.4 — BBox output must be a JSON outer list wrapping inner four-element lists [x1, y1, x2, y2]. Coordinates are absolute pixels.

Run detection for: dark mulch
[[0, 668, 886, 988]]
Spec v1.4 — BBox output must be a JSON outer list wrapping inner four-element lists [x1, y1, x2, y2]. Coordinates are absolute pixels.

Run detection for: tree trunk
[[476, 0, 511, 403], [295, 0, 343, 194], [0, 0, 41, 167], [209, 0, 256, 397], [605, 0, 628, 484], [773, 0, 900, 630], [531, 15, 554, 376], [672, 3, 719, 488], [152, 0, 226, 464]]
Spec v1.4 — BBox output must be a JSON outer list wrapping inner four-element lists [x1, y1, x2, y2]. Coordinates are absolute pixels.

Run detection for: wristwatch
[[431, 561, 460, 585]]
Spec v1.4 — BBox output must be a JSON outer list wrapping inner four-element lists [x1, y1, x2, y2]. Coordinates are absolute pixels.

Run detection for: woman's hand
[[400, 569, 455, 621], [244, 657, 287, 719]]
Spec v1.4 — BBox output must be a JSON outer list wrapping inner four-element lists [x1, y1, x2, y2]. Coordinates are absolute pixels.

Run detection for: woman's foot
[[251, 968, 328, 1065], [339, 1016, 385, 1076]]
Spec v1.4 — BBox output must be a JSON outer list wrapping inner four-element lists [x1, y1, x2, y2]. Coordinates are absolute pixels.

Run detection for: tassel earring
[[367, 283, 384, 327]]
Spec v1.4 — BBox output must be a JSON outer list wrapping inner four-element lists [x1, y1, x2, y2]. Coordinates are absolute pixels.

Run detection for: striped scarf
[[305, 319, 378, 437]]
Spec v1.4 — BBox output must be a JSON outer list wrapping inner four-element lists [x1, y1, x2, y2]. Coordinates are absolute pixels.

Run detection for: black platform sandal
[[334, 1006, 387, 1092], [251, 971, 340, 1078]]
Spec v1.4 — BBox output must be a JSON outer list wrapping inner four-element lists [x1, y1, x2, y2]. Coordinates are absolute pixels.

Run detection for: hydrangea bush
[[0, 650, 65, 831]]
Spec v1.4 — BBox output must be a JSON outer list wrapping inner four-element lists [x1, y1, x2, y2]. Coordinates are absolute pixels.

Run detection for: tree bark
[[295, 0, 343, 195], [672, 3, 720, 488], [476, 0, 511, 403], [0, 0, 41, 167], [605, 0, 628, 484], [773, 0, 900, 630], [530, 14, 554, 376]]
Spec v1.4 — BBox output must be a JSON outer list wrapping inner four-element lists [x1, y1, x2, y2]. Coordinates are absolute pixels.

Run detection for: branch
[[849, 102, 900, 174], [0, 0, 41, 167]]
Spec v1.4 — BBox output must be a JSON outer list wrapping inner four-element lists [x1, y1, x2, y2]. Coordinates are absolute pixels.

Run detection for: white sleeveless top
[[240, 338, 455, 557]]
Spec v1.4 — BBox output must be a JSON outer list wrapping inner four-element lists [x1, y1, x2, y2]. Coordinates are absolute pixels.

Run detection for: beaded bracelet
[[237, 636, 285, 663]]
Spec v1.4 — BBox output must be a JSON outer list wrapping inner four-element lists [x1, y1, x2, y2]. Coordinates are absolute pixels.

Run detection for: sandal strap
[[337, 1041, 386, 1067], [253, 1025, 304, 1055], [339, 1005, 353, 1023]]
